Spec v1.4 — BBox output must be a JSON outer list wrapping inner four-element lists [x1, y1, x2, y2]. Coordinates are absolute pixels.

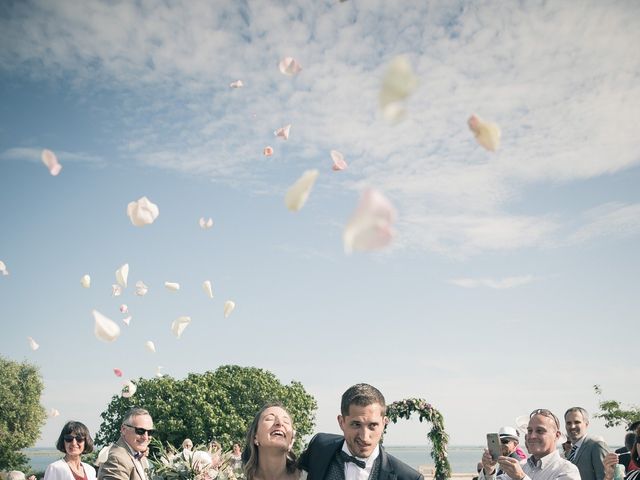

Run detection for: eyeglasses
[[64, 434, 85, 443], [530, 409, 560, 429], [125, 424, 156, 436]]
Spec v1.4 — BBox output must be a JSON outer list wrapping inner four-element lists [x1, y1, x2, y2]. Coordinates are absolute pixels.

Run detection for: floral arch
[[385, 398, 451, 480]]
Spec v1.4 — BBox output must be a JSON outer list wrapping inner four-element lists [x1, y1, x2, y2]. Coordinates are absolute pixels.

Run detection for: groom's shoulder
[[382, 449, 423, 480], [308, 433, 343, 450]]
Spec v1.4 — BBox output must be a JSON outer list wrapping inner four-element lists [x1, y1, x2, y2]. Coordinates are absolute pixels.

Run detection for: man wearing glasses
[[480, 409, 580, 480], [98, 407, 155, 480]]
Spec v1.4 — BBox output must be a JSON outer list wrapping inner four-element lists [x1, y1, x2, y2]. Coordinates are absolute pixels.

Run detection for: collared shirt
[[570, 436, 586, 458], [341, 443, 380, 480], [481, 450, 580, 480]]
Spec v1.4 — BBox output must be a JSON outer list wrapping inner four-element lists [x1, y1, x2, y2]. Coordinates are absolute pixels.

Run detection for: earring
[[255, 440, 259, 446]]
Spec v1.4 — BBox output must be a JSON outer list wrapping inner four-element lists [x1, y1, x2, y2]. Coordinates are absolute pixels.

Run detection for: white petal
[[278, 57, 302, 76], [330, 150, 348, 171], [145, 340, 156, 353], [41, 149, 62, 176], [164, 281, 180, 292], [27, 336, 39, 351], [80, 274, 91, 288], [343, 189, 397, 254], [93, 309, 121, 342], [122, 316, 131, 326], [229, 80, 244, 88], [49, 408, 60, 417], [127, 196, 159, 227], [171, 316, 191, 339], [111, 284, 122, 297], [202, 280, 213, 299], [135, 280, 149, 296], [120, 304, 128, 314], [379, 56, 418, 112], [0, 260, 9, 276], [468, 114, 501, 151], [156, 366, 164, 377], [199, 217, 214, 229], [115, 263, 129, 288], [274, 124, 291, 140], [224, 300, 236, 318], [121, 380, 137, 398], [285, 170, 319, 212]]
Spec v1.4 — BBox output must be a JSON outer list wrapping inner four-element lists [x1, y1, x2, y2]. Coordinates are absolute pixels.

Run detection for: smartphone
[[487, 433, 502, 461]]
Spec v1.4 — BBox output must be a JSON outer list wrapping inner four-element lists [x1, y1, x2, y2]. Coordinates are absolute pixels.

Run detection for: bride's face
[[255, 406, 294, 451]]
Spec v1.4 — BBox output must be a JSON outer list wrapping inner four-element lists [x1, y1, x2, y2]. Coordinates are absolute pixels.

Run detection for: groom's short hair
[[341, 383, 386, 416]]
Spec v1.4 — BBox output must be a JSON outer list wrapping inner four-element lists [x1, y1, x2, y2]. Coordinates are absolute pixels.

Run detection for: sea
[[24, 446, 485, 474]]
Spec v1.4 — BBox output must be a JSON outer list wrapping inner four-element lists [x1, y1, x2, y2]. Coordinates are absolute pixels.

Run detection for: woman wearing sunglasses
[[44, 421, 96, 480]]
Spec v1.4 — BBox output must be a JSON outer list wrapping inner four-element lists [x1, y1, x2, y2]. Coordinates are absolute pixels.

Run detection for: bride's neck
[[255, 450, 290, 480]]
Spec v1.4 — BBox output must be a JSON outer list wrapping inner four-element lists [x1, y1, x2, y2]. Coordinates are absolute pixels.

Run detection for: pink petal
[[264, 146, 274, 156], [274, 124, 291, 140], [343, 189, 397, 254], [330, 150, 348, 171], [113, 368, 123, 377], [120, 304, 128, 314], [229, 80, 244, 88], [468, 114, 501, 151], [41, 149, 62, 176], [278, 57, 302, 76]]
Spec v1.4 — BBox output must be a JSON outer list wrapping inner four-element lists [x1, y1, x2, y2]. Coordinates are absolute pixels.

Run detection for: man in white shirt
[[480, 409, 580, 480]]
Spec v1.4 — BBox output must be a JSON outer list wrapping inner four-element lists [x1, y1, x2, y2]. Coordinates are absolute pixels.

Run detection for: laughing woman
[[44, 421, 97, 480]]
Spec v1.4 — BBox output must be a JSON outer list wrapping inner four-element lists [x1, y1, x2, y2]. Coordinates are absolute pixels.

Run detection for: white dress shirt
[[342, 444, 380, 480]]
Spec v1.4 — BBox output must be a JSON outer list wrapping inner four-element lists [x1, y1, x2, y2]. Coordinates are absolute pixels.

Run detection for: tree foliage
[[0, 356, 47, 470], [593, 385, 640, 428], [95, 365, 317, 453]]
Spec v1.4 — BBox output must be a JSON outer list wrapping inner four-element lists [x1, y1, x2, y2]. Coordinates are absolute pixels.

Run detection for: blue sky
[[1, 0, 639, 450]]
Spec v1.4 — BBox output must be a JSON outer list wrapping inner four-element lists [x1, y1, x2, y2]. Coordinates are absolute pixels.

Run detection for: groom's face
[[338, 402, 388, 458]]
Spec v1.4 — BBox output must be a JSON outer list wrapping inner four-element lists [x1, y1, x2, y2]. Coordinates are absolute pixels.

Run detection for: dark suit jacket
[[298, 433, 423, 480], [572, 435, 608, 480]]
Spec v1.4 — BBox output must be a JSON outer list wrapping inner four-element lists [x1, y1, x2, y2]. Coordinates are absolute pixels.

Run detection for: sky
[[1, 0, 639, 451]]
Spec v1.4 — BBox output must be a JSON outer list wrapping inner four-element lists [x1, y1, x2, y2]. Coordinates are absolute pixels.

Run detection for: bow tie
[[340, 450, 366, 469], [134, 452, 144, 460]]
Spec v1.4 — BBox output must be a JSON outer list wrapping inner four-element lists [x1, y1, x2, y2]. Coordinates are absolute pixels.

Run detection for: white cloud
[[448, 275, 535, 289], [568, 202, 640, 244]]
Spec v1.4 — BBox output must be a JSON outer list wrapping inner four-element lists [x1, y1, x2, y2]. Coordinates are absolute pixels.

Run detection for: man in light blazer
[[98, 407, 155, 480], [298, 384, 423, 480], [564, 407, 608, 480]]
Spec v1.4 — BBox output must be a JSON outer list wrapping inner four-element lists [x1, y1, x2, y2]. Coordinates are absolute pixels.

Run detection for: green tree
[[95, 365, 317, 453], [593, 385, 640, 428], [0, 356, 47, 470]]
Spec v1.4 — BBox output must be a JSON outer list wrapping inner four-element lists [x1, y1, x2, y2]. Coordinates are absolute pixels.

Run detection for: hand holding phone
[[487, 433, 502, 461]]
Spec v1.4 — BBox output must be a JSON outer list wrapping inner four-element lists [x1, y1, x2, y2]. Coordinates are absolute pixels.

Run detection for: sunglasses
[[125, 424, 156, 436], [530, 408, 560, 429], [64, 434, 85, 443], [500, 439, 512, 444]]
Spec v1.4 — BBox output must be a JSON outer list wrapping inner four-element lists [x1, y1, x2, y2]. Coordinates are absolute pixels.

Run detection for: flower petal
[[120, 304, 128, 314], [468, 114, 501, 151], [330, 150, 348, 171], [164, 281, 180, 292], [135, 280, 148, 296], [229, 80, 244, 88], [50, 408, 60, 417], [155, 366, 164, 377], [41, 149, 62, 176], [145, 340, 156, 353], [224, 300, 236, 318], [93, 309, 121, 342], [0, 260, 9, 276], [80, 274, 91, 288], [285, 170, 319, 212], [278, 57, 302, 76], [127, 196, 159, 227], [171, 316, 191, 339], [121, 380, 137, 398], [379, 56, 417, 122], [27, 336, 39, 351], [202, 280, 213, 299], [111, 284, 122, 297], [343, 188, 397, 254], [263, 146, 274, 156], [274, 124, 291, 140], [115, 263, 129, 288], [113, 368, 123, 377], [122, 316, 131, 326], [199, 217, 214, 229]]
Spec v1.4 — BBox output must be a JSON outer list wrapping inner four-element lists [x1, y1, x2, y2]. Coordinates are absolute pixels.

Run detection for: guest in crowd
[[496, 427, 523, 475], [480, 409, 580, 480], [7, 472, 26, 480], [208, 441, 223, 469], [44, 421, 96, 480], [603, 433, 640, 480], [564, 407, 607, 480], [230, 443, 243, 471], [242, 403, 301, 480], [615, 433, 636, 472]]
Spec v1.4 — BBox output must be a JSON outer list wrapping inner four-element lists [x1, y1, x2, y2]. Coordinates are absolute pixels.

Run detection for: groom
[[299, 383, 423, 480]]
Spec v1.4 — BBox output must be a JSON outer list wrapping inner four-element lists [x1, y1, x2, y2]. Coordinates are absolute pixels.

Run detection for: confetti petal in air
[[156, 366, 164, 377], [285, 170, 319, 212], [164, 281, 180, 292], [278, 57, 302, 76], [50, 408, 60, 417], [115, 263, 129, 288], [135, 280, 148, 296], [122, 316, 131, 326], [171, 316, 191, 339], [27, 337, 39, 351], [111, 284, 122, 297], [145, 341, 156, 353], [80, 274, 91, 288], [93, 309, 121, 342], [41, 149, 62, 176], [330, 150, 348, 171], [120, 304, 128, 314], [199, 217, 213, 229], [379, 56, 418, 121], [468, 114, 501, 152], [127, 196, 159, 227], [224, 300, 236, 319], [263, 146, 274, 156], [113, 368, 123, 377], [121, 380, 137, 398], [274, 124, 291, 140], [203, 280, 213, 299], [343, 188, 397, 254], [229, 80, 244, 88], [0, 260, 9, 276]]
